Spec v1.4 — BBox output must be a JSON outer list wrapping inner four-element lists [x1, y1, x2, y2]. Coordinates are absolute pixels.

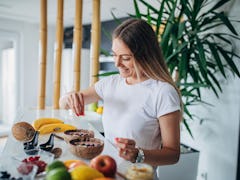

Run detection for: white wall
[[61, 48, 90, 95], [181, 1, 240, 180], [0, 18, 56, 110], [0, 17, 91, 111]]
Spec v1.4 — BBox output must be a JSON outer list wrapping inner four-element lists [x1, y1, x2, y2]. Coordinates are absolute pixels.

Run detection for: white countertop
[[2, 109, 130, 179]]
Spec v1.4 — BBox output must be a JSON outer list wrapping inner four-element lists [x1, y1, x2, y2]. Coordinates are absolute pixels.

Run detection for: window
[[1, 47, 17, 126], [0, 31, 19, 136]]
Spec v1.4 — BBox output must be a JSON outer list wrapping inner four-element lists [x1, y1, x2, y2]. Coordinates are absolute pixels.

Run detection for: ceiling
[[0, 0, 137, 27]]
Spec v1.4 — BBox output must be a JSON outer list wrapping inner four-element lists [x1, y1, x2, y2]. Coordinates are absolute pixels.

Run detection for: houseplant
[[127, 0, 240, 137]]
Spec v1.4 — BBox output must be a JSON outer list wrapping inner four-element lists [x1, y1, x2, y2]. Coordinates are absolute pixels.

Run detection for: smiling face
[[112, 38, 145, 84]]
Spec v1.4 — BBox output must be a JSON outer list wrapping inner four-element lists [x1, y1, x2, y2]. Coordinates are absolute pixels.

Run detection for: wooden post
[[38, 0, 47, 109], [53, 0, 64, 109], [72, 0, 83, 91], [90, 0, 101, 86]]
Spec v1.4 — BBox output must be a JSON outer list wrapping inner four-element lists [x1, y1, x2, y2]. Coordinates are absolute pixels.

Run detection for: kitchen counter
[[2, 109, 130, 179]]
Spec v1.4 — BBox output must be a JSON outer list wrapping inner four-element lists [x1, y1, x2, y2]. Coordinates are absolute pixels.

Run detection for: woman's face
[[112, 38, 137, 79]]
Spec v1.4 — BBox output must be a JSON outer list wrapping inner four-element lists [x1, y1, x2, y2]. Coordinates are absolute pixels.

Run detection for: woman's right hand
[[60, 91, 84, 116]]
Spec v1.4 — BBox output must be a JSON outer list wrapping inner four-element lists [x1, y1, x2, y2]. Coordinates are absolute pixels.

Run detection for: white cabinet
[[157, 145, 199, 180]]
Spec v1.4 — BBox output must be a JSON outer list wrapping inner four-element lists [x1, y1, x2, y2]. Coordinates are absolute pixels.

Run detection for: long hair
[[113, 18, 182, 110]]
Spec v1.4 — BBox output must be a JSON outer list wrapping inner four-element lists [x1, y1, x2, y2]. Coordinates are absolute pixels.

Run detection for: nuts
[[12, 122, 35, 142], [51, 148, 62, 159]]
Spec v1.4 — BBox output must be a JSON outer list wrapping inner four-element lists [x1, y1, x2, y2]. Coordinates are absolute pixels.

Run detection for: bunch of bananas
[[33, 118, 76, 134]]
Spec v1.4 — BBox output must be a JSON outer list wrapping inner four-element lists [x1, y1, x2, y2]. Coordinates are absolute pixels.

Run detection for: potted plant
[[126, 0, 239, 137]]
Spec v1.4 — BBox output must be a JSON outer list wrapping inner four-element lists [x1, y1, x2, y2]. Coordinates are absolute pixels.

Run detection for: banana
[[38, 123, 77, 134], [33, 117, 64, 130]]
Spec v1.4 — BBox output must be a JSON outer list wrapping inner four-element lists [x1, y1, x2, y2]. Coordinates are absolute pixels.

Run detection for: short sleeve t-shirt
[[95, 74, 180, 149]]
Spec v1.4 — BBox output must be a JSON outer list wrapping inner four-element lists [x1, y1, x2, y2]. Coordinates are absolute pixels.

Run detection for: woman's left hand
[[114, 137, 139, 163]]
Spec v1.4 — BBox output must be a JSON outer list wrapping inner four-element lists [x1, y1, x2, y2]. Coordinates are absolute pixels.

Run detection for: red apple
[[90, 155, 117, 177]]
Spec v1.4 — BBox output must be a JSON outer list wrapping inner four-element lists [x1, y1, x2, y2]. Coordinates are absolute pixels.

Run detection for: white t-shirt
[[95, 74, 180, 150]]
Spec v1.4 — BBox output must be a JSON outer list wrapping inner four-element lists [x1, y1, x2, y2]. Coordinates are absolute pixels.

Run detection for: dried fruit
[[20, 156, 47, 174], [12, 122, 35, 141], [51, 148, 62, 159]]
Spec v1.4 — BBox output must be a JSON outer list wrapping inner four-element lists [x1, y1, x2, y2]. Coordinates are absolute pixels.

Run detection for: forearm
[[143, 147, 180, 166]]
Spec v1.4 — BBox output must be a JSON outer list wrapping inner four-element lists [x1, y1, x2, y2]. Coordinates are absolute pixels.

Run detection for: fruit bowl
[[69, 138, 104, 159], [63, 129, 94, 143]]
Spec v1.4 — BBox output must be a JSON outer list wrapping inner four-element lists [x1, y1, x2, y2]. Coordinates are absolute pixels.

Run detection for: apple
[[90, 155, 117, 178], [88, 103, 98, 112]]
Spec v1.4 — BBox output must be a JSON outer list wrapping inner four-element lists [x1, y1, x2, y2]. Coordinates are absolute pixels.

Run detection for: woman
[[60, 18, 182, 168]]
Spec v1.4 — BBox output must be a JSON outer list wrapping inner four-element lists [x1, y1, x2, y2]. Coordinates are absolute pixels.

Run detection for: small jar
[[126, 163, 154, 180]]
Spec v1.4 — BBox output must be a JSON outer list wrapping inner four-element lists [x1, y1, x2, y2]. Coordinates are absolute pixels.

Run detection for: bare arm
[[59, 86, 101, 115], [115, 110, 181, 166]]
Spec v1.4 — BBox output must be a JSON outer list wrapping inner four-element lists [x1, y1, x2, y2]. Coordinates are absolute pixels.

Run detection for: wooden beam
[[38, 0, 47, 109], [90, 0, 101, 85], [73, 0, 83, 91], [53, 0, 64, 109]]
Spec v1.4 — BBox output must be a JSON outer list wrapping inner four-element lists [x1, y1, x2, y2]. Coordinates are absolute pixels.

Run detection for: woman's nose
[[114, 56, 121, 67]]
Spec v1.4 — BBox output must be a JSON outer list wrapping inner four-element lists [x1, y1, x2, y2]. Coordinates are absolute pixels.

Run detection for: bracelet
[[135, 147, 145, 163]]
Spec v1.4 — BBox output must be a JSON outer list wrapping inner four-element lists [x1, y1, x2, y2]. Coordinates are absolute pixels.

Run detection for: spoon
[[39, 133, 54, 152]]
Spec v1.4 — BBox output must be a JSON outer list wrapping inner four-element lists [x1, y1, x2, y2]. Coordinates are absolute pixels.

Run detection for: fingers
[[115, 138, 138, 163], [66, 92, 84, 116], [119, 146, 138, 163], [79, 93, 85, 115], [115, 138, 136, 148]]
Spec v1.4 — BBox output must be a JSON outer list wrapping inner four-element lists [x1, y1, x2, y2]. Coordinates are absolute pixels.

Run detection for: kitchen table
[[1, 109, 131, 180]]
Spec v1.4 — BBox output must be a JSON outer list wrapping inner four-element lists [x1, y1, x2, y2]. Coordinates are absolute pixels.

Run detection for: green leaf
[[196, 37, 208, 74], [100, 49, 111, 56], [156, 0, 166, 37], [184, 104, 193, 119], [133, 0, 141, 18], [182, 119, 194, 138], [207, 41, 226, 78], [94, 71, 119, 77], [211, 33, 232, 44], [204, 73, 220, 98], [177, 21, 186, 39], [166, 41, 188, 63], [208, 0, 231, 13], [178, 82, 209, 88], [218, 46, 240, 77], [192, 0, 203, 20], [179, 47, 188, 80], [110, 11, 122, 24], [146, 7, 152, 24], [101, 26, 112, 41], [207, 69, 222, 92], [200, 16, 219, 28], [161, 0, 178, 49], [137, 0, 160, 14], [214, 12, 238, 35]]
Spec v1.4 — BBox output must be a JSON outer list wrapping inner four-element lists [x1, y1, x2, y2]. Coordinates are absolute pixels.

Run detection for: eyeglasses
[[110, 52, 133, 61]]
